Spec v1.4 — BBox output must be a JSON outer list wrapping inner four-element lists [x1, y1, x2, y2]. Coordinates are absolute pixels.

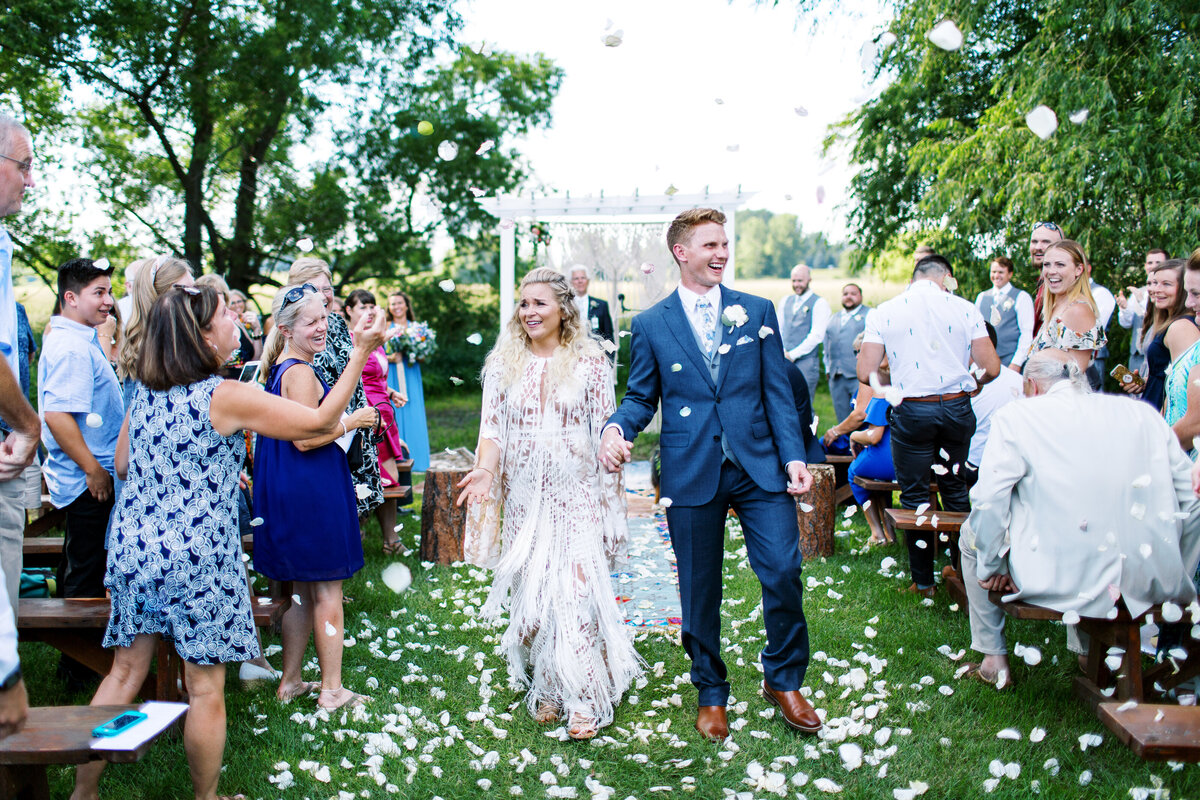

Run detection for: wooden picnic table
[[0, 704, 184, 799]]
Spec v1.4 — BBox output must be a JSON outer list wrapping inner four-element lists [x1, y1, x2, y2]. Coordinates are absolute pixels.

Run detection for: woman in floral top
[[1031, 240, 1106, 372]]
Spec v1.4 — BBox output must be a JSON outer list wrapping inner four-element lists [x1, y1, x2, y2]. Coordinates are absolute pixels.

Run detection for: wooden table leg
[[0, 763, 51, 800]]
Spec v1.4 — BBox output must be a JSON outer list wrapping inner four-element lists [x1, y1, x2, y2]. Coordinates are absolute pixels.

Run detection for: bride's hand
[[456, 467, 494, 506]]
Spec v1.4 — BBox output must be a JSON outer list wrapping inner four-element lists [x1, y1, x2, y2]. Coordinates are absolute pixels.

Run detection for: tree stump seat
[[419, 448, 475, 564], [795, 463, 836, 559]]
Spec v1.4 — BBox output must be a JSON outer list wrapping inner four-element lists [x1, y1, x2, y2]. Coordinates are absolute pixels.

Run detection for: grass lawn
[[18, 385, 1200, 799]]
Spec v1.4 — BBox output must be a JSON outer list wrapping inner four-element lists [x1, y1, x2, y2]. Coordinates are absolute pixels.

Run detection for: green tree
[[827, 0, 1200, 302], [0, 1, 562, 291], [735, 209, 847, 278]]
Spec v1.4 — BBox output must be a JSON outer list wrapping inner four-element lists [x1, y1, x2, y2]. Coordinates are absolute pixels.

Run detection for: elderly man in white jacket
[[959, 349, 1200, 688]]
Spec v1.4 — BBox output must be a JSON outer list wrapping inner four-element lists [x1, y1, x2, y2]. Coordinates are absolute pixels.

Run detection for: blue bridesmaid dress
[[387, 355, 430, 472]]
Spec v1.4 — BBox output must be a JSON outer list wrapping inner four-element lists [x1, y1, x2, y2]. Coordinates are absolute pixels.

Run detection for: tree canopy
[[0, 0, 563, 291], [735, 209, 847, 279], [827, 0, 1200, 300]]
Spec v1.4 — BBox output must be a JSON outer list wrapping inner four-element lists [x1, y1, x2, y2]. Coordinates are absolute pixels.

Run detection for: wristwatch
[[0, 664, 20, 691]]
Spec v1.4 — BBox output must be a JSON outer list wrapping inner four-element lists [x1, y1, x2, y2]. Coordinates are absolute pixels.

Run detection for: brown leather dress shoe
[[901, 582, 937, 599], [694, 705, 729, 741], [761, 682, 822, 734]]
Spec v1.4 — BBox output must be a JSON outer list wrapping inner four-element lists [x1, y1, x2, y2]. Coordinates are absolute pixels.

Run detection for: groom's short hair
[[667, 208, 727, 265]]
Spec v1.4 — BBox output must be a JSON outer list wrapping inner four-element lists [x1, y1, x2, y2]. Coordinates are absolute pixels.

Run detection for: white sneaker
[[240, 661, 282, 685]]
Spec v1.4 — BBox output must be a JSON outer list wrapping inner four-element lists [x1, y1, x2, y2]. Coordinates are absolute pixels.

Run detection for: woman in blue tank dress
[[72, 285, 384, 800], [254, 284, 382, 711], [385, 290, 431, 472]]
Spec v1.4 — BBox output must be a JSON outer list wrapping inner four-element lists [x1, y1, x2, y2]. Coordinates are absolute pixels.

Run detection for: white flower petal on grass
[[1022, 646, 1042, 666], [812, 777, 842, 793], [1029, 727, 1046, 742], [926, 19, 963, 50], [679, 407, 692, 417], [1069, 109, 1089, 124], [1025, 105, 1059, 140], [466, 332, 484, 345], [996, 728, 1021, 740], [838, 743, 863, 771], [1078, 733, 1103, 751], [1079, 770, 1093, 786], [864, 626, 876, 639], [438, 279, 456, 292], [86, 413, 103, 428], [324, 620, 337, 637], [382, 563, 412, 593], [297, 237, 314, 252]]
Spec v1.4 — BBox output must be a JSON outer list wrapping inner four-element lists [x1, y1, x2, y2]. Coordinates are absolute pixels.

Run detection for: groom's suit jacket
[[607, 285, 806, 506]]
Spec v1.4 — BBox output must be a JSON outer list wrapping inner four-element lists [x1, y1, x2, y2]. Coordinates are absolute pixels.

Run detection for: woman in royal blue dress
[[385, 289, 431, 472], [72, 285, 384, 800], [254, 284, 382, 710]]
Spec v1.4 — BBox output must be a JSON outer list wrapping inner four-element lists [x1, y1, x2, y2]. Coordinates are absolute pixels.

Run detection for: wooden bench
[[1098, 703, 1200, 762], [0, 704, 185, 800], [24, 494, 65, 539], [882, 507, 961, 554], [822, 454, 854, 505], [17, 596, 290, 701]]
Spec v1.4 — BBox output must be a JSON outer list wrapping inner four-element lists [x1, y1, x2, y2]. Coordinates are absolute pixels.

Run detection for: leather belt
[[905, 390, 969, 403]]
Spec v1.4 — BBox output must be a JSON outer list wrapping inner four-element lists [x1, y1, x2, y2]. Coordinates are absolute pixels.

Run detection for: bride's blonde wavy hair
[[483, 267, 605, 392]]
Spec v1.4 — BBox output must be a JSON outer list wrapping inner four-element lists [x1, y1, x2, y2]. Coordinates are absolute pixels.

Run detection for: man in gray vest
[[780, 264, 830, 407], [1117, 248, 1168, 376], [822, 283, 869, 424], [973, 256, 1033, 371]]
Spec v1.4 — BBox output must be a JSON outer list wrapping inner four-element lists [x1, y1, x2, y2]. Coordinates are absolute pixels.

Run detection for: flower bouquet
[[385, 321, 438, 365]]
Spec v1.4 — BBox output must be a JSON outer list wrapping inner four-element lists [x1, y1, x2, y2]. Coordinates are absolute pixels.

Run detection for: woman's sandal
[[277, 681, 320, 704], [567, 711, 599, 740], [534, 701, 561, 724], [318, 686, 370, 711], [382, 539, 403, 556]]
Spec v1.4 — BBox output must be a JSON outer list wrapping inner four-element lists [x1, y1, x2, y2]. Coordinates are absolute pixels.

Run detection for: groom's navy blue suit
[[607, 285, 812, 706]]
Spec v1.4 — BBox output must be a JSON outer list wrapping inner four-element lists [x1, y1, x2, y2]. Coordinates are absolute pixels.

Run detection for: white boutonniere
[[1002, 299, 1015, 311], [721, 304, 748, 330]]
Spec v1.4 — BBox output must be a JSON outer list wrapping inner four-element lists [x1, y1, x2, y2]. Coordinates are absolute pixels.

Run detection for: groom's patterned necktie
[[696, 297, 716, 355]]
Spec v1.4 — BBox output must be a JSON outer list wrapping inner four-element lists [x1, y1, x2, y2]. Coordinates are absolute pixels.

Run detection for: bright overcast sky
[[460, 0, 891, 243]]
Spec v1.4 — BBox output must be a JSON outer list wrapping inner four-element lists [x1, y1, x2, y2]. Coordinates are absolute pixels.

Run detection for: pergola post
[[499, 222, 516, 329]]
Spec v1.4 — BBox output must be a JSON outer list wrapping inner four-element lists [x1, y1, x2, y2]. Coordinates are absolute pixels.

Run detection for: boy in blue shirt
[[39, 258, 122, 608]]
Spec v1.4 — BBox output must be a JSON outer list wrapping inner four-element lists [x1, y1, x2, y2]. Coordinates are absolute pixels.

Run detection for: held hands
[[786, 462, 813, 495], [351, 306, 388, 353], [599, 427, 632, 473], [455, 467, 494, 507]]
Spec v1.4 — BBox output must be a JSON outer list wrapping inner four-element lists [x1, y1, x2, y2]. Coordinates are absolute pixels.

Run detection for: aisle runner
[[614, 461, 682, 630]]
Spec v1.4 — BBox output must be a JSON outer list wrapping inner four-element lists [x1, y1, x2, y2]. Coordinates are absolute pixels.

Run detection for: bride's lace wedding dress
[[464, 353, 642, 728]]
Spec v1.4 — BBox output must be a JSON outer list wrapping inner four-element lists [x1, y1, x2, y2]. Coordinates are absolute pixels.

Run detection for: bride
[[457, 267, 642, 739]]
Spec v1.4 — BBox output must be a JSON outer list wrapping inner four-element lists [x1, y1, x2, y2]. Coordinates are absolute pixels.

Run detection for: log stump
[[419, 448, 476, 564], [796, 463, 836, 559]]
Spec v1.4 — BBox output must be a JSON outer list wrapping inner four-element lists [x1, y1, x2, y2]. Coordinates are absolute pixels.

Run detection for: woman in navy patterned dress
[[71, 285, 384, 800]]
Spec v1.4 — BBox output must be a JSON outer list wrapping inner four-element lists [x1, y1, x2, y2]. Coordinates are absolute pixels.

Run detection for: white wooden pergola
[[478, 190, 755, 328]]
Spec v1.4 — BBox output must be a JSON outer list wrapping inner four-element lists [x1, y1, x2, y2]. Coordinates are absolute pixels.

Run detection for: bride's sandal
[[534, 701, 561, 724], [567, 711, 599, 740]]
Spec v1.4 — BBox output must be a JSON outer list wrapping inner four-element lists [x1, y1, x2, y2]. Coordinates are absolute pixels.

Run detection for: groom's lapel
[[662, 292, 716, 390], [715, 286, 741, 393]]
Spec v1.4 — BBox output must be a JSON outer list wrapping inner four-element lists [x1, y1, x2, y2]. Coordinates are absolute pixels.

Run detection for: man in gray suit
[[779, 264, 830, 407], [822, 283, 869, 425]]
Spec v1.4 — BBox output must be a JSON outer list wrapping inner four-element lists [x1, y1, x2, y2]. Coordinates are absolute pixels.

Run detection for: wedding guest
[[570, 264, 615, 351], [823, 283, 870, 424], [959, 350, 1200, 689], [40, 259, 122, 614], [70, 284, 384, 800], [974, 257, 1033, 371], [344, 289, 409, 554], [459, 268, 640, 740], [1120, 259, 1198, 412], [966, 323, 1024, 485], [228, 288, 263, 362], [385, 289, 431, 472], [289, 258, 383, 518], [1116, 249, 1169, 376], [821, 332, 875, 453], [95, 301, 120, 368], [1168, 249, 1200, 454], [1030, 240, 1105, 374], [253, 284, 380, 710], [845, 352, 895, 545]]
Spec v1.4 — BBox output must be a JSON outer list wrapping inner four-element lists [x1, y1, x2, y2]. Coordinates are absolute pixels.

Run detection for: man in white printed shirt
[[779, 264, 830, 407], [858, 255, 1000, 597]]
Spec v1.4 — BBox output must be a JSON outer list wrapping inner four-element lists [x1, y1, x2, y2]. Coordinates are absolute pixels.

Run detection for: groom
[[601, 207, 821, 741]]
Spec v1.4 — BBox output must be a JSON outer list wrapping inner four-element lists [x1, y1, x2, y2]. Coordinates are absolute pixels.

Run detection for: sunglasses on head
[[280, 283, 317, 311], [175, 285, 201, 296], [1032, 221, 1061, 233]]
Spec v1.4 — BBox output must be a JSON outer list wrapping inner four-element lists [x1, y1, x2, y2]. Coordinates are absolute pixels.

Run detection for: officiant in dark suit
[[600, 208, 822, 742], [570, 265, 615, 351]]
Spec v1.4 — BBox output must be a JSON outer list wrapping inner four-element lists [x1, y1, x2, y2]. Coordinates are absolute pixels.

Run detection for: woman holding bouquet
[[385, 290, 431, 472]]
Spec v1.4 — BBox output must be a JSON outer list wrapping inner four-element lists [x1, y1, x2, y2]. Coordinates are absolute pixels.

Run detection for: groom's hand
[[599, 426, 632, 473], [786, 462, 813, 495]]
